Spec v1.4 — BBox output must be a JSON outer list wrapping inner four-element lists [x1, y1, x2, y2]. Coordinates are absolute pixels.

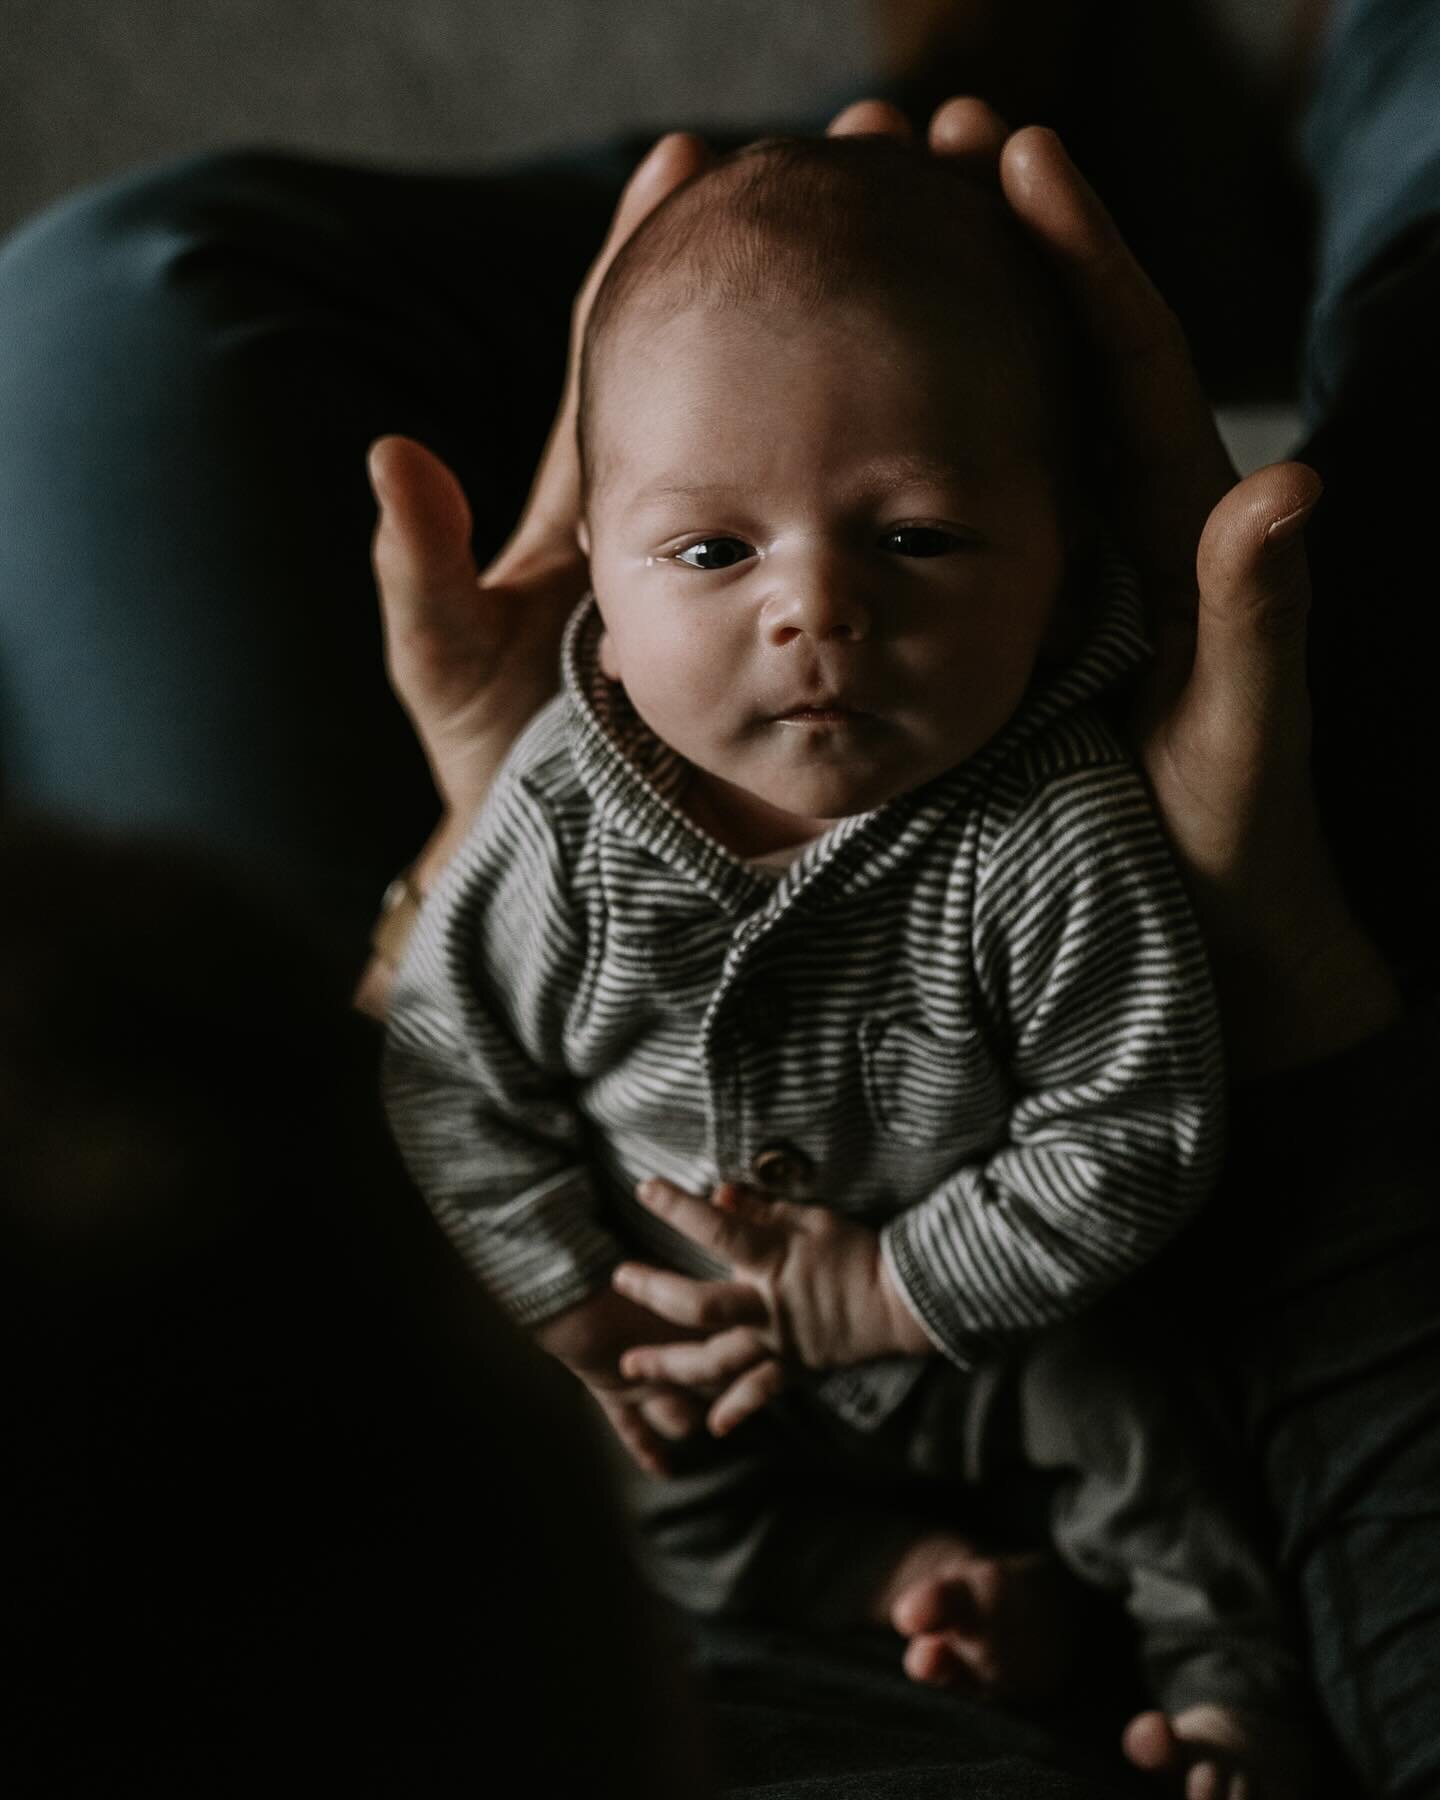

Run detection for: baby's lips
[[771, 692, 872, 720]]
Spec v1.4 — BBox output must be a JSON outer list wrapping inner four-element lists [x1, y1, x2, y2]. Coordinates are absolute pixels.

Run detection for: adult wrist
[[1210, 915, 1401, 1079]]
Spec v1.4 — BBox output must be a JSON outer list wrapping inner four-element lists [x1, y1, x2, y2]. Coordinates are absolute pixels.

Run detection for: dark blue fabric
[[1293, 1, 1440, 1004], [0, 146, 627, 957]]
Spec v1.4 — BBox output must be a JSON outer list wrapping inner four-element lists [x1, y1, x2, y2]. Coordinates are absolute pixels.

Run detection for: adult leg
[[1202, 14, 1440, 1786], [1203, 1010, 1440, 1800], [617, 1386, 1137, 1796], [0, 146, 628, 962], [1297, 0, 1440, 996], [1017, 1311, 1306, 1728]]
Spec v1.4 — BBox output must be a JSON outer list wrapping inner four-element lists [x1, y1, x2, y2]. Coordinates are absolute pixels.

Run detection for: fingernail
[[636, 1179, 662, 1204], [1265, 494, 1321, 549]]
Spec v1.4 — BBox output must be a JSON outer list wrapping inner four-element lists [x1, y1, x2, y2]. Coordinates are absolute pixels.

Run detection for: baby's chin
[[745, 730, 962, 819], [692, 758, 924, 849]]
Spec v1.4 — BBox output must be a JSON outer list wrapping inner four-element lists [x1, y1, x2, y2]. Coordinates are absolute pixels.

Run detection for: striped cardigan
[[384, 559, 1224, 1429]]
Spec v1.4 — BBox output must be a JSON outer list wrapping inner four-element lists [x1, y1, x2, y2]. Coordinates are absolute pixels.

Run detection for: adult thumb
[[1191, 461, 1323, 752], [366, 434, 478, 646]]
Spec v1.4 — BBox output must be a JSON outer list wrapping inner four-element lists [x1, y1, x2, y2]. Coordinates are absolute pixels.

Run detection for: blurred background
[[2, 0, 1297, 242], [1, 1, 1312, 465]]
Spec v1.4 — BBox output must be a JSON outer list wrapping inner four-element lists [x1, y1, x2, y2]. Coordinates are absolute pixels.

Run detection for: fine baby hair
[[576, 132, 1086, 499]]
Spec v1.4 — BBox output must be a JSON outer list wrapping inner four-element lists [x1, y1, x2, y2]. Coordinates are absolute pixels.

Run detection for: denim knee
[[0, 147, 372, 387], [2, 146, 306, 298]]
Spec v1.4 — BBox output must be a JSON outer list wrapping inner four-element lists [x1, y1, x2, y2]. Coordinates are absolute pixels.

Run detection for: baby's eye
[[674, 537, 754, 571], [881, 526, 962, 558]]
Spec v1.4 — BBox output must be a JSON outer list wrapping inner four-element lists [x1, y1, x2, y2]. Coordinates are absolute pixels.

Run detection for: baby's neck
[[680, 765, 832, 861]]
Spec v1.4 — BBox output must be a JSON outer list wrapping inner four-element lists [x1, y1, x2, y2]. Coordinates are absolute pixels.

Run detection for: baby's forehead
[[579, 136, 1080, 491], [615, 171, 1051, 337]]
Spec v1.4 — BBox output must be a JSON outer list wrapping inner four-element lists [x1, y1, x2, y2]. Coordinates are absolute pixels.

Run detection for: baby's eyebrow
[[629, 457, 980, 510], [856, 454, 982, 490], [632, 481, 724, 506]]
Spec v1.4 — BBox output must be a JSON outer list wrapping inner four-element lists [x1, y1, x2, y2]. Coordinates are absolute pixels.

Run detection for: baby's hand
[[612, 1179, 933, 1436], [533, 1286, 707, 1475]]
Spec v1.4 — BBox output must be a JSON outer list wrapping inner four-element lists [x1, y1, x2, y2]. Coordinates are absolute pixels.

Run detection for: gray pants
[[624, 1301, 1304, 1719]]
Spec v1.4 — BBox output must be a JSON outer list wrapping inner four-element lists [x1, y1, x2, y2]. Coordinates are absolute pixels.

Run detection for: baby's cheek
[[624, 661, 717, 758]]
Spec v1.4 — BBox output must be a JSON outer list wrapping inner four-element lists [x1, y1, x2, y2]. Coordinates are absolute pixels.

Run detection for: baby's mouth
[[773, 695, 870, 726]]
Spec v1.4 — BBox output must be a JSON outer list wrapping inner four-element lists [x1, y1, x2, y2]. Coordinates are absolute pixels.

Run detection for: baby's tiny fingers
[[612, 1261, 767, 1330], [597, 1394, 670, 1477], [623, 1327, 771, 1391], [635, 1177, 773, 1263], [638, 1389, 704, 1442], [708, 1358, 785, 1438], [709, 1180, 777, 1224]]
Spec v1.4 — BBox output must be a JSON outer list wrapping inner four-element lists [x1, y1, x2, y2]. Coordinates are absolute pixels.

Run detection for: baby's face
[[583, 300, 1068, 854]]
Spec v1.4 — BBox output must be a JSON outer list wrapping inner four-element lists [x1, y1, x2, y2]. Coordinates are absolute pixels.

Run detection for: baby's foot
[[1123, 1703, 1311, 1800], [875, 1530, 1077, 1701]]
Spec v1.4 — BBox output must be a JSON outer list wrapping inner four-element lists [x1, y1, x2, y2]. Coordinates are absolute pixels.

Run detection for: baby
[[385, 136, 1307, 1795]]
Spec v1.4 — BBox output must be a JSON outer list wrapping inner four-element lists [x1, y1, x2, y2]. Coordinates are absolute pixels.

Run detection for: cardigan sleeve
[[879, 756, 1225, 1368], [382, 772, 621, 1328]]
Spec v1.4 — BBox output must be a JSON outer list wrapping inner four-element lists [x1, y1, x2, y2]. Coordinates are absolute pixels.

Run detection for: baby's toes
[[1185, 1760, 1228, 1800], [901, 1630, 981, 1693]]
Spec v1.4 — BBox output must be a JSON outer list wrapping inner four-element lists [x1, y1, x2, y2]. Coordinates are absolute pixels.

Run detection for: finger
[[597, 1393, 670, 1476], [709, 1181, 779, 1227], [621, 1327, 772, 1390], [1191, 461, 1321, 734], [927, 96, 1009, 164], [367, 434, 478, 651], [611, 1261, 767, 1331], [708, 1358, 786, 1437], [1142, 472, 1326, 932], [998, 126, 1234, 594], [634, 1177, 772, 1263], [827, 97, 913, 139], [637, 1389, 705, 1441]]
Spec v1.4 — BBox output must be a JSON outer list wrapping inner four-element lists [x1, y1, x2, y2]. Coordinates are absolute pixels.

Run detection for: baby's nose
[[764, 559, 871, 646]]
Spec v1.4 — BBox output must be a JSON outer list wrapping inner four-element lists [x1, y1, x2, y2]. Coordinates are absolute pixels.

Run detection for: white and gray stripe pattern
[[384, 555, 1224, 1430]]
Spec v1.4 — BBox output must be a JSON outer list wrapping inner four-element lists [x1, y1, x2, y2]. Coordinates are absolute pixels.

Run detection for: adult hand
[[909, 97, 1399, 1074]]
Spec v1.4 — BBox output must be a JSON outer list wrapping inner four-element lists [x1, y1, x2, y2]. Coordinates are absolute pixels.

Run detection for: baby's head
[[576, 135, 1089, 854]]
